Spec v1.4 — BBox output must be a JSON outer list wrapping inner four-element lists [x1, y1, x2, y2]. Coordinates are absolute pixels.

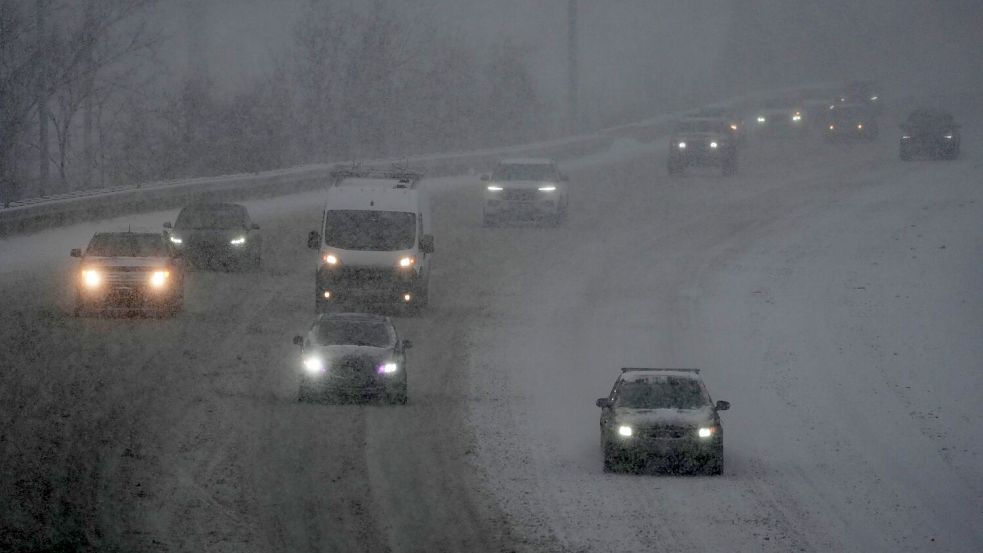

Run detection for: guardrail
[[0, 83, 837, 237]]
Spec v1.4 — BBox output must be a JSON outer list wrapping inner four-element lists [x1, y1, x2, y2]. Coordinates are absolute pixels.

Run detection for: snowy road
[[2, 116, 981, 552]]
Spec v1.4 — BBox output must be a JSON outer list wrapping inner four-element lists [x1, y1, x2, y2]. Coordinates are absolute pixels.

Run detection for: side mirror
[[596, 398, 612, 408], [251, 223, 260, 230], [715, 400, 730, 411], [163, 221, 172, 229], [419, 234, 434, 254], [401, 339, 413, 350], [480, 174, 490, 182], [292, 335, 304, 346], [307, 231, 321, 250], [70, 248, 82, 258], [559, 173, 569, 182]]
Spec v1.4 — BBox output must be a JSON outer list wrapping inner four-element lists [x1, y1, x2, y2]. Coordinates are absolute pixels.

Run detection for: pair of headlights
[[323, 253, 415, 268], [81, 269, 170, 289], [169, 236, 246, 246], [302, 356, 398, 375], [486, 185, 557, 192], [677, 142, 719, 149], [617, 425, 716, 439]]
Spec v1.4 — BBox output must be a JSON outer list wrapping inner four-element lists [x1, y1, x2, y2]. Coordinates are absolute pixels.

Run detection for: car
[[749, 98, 808, 137], [163, 203, 261, 271], [70, 231, 185, 317], [667, 118, 738, 176], [825, 103, 878, 141], [835, 80, 883, 114], [307, 169, 434, 313], [293, 313, 411, 404], [899, 109, 961, 161], [596, 368, 730, 475], [481, 158, 570, 226]]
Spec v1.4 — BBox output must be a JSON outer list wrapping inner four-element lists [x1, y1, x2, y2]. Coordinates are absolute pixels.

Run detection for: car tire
[[386, 381, 407, 405], [703, 449, 724, 476]]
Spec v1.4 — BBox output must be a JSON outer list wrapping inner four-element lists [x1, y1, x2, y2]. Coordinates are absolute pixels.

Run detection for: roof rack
[[621, 367, 700, 374], [329, 164, 423, 188]]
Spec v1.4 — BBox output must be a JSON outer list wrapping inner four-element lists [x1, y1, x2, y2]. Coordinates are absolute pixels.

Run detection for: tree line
[[0, 0, 548, 206]]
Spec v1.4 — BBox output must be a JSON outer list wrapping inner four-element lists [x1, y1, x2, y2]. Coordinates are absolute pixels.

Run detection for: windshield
[[830, 107, 869, 121], [175, 205, 247, 229], [315, 320, 391, 347], [492, 164, 556, 181], [674, 121, 727, 133], [323, 210, 416, 251], [85, 233, 168, 257], [614, 378, 708, 410]]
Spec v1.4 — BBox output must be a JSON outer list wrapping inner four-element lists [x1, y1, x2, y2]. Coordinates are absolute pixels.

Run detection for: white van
[[307, 170, 434, 313]]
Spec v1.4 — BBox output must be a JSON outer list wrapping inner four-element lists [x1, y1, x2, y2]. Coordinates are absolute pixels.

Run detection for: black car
[[293, 313, 411, 404], [825, 104, 878, 142], [667, 119, 738, 176], [71, 231, 185, 317], [596, 368, 730, 474], [164, 203, 261, 270], [900, 109, 961, 161]]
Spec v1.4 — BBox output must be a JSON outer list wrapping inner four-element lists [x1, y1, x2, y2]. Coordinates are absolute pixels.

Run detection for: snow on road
[[1, 113, 980, 552]]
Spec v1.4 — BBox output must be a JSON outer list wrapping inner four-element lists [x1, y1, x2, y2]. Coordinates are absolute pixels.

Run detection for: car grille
[[330, 356, 378, 383], [503, 189, 538, 201], [333, 267, 397, 285], [642, 425, 691, 440]]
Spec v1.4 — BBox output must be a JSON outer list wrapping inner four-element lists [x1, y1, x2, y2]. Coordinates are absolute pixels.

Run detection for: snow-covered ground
[[1, 109, 980, 552]]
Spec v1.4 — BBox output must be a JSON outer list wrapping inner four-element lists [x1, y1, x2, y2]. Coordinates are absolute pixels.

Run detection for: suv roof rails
[[621, 367, 701, 374], [329, 165, 423, 189]]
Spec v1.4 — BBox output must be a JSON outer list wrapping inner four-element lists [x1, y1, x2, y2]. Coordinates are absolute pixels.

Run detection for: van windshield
[[323, 210, 416, 251]]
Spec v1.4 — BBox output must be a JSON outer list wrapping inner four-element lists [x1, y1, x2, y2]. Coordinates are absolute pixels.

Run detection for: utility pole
[[36, 0, 49, 197], [567, 0, 579, 133]]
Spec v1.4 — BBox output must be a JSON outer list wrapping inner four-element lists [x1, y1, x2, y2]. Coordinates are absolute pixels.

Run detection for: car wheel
[[703, 450, 724, 476], [386, 382, 407, 405]]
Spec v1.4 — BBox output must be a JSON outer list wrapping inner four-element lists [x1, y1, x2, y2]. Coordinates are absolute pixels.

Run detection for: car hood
[[615, 406, 716, 427], [172, 228, 247, 240], [307, 344, 392, 362], [82, 256, 170, 267], [493, 180, 559, 189], [672, 133, 726, 143]]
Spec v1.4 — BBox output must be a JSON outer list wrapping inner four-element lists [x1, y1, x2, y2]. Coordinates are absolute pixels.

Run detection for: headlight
[[792, 114, 802, 122], [944, 134, 953, 140], [378, 362, 399, 374], [617, 425, 633, 437], [303, 356, 325, 374], [870, 95, 878, 101], [677, 141, 687, 149], [857, 124, 863, 129], [487, 185, 503, 191], [81, 269, 101, 288], [901, 135, 911, 139], [149, 270, 169, 289], [230, 236, 246, 246], [698, 426, 716, 439], [323, 253, 339, 266], [709, 141, 718, 149], [398, 256, 415, 268], [729, 123, 738, 131], [756, 116, 766, 123], [538, 185, 556, 192], [169, 236, 183, 245], [829, 124, 835, 130]]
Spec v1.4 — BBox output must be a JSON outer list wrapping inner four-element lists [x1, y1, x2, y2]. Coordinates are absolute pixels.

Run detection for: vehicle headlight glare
[[870, 95, 878, 101], [901, 135, 911, 139], [538, 185, 556, 192], [677, 141, 686, 149], [709, 141, 718, 149], [792, 114, 802, 122], [944, 134, 953, 140], [378, 362, 399, 374], [81, 269, 101, 288], [698, 427, 715, 438], [324, 253, 339, 265], [829, 124, 835, 130], [398, 256, 415, 268], [857, 124, 863, 129], [617, 425, 633, 437], [303, 356, 325, 374], [149, 270, 169, 288], [756, 116, 766, 123], [230, 236, 246, 246], [729, 124, 738, 131], [169, 236, 183, 245], [487, 185, 503, 191]]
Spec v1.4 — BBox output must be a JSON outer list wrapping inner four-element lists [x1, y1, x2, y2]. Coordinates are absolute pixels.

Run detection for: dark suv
[[899, 109, 960, 161], [164, 203, 261, 270], [596, 368, 730, 474], [667, 119, 738, 176], [71, 231, 184, 317], [293, 313, 411, 404]]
